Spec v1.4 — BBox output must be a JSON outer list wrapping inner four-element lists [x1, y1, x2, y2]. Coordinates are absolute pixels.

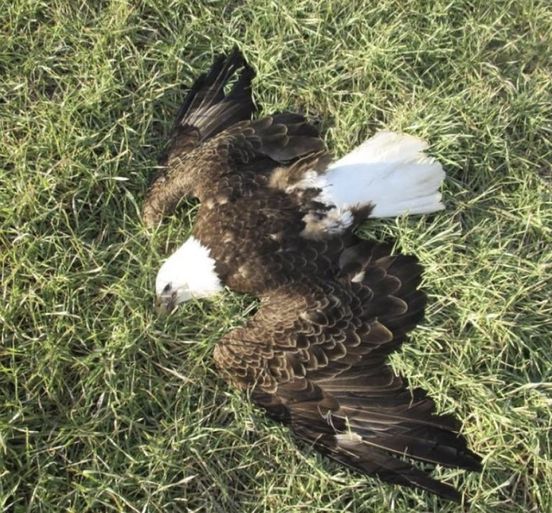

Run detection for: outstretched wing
[[214, 241, 481, 501], [143, 110, 325, 226], [160, 47, 256, 167], [143, 47, 256, 226], [143, 47, 329, 228]]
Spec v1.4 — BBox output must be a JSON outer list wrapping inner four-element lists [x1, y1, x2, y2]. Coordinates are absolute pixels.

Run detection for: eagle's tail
[[169, 47, 256, 146], [311, 132, 446, 218]]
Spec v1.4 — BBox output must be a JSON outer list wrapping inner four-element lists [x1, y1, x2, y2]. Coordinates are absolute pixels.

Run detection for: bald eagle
[[144, 48, 481, 502]]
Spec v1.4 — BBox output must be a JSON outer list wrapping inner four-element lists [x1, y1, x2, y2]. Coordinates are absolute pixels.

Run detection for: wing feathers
[[320, 435, 464, 502], [246, 113, 325, 163], [143, 48, 257, 226], [174, 47, 256, 138], [216, 241, 480, 501]]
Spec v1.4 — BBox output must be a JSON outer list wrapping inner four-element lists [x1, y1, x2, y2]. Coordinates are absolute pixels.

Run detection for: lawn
[[1, 1, 551, 512]]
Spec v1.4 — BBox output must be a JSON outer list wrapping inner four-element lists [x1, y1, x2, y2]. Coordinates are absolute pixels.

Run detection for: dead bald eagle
[[143, 48, 481, 502]]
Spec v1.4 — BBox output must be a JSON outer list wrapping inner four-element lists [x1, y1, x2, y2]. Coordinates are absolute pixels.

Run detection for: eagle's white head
[[155, 236, 223, 313]]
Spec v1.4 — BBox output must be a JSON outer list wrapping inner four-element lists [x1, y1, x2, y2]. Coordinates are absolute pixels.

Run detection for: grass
[[1, 0, 551, 512]]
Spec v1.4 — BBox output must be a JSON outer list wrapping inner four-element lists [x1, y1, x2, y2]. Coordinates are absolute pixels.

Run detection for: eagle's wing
[[143, 110, 325, 226], [214, 241, 481, 502], [159, 47, 256, 166], [143, 48, 256, 225]]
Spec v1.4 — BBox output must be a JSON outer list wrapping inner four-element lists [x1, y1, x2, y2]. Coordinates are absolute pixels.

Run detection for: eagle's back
[[193, 182, 350, 294]]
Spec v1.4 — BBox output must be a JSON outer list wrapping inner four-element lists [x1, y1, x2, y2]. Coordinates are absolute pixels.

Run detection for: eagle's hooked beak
[[155, 292, 177, 315]]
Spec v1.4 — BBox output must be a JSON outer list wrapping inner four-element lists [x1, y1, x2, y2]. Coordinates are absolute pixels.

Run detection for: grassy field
[[1, 1, 551, 512]]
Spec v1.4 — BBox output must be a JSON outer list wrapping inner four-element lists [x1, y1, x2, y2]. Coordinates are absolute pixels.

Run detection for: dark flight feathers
[[166, 47, 256, 160], [215, 240, 481, 502]]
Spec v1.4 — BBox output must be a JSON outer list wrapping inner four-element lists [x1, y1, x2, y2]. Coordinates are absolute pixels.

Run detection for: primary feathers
[[144, 48, 481, 502]]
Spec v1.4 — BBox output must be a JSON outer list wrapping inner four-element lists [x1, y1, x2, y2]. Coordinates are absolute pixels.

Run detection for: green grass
[[1, 1, 551, 512]]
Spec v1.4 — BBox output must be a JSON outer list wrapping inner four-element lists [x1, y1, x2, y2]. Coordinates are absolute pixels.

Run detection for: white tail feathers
[[305, 131, 446, 219]]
